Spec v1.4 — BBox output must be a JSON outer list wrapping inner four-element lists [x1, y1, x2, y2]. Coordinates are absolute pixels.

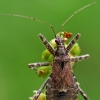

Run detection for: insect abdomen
[[46, 77, 78, 100]]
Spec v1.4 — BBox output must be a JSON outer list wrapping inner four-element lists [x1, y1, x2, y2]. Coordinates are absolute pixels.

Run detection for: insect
[[2, 2, 96, 100]]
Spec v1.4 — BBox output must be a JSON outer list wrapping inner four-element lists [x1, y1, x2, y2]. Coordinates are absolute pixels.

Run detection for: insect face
[[55, 35, 67, 56], [55, 35, 64, 46]]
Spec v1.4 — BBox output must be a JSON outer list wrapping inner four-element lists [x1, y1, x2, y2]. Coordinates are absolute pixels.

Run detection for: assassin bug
[[2, 2, 96, 100]]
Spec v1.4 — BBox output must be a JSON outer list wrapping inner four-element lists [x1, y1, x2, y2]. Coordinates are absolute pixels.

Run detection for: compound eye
[[59, 43, 62, 45], [55, 39, 59, 44]]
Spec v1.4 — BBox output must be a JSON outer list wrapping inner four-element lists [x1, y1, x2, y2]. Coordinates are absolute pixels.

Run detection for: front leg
[[66, 33, 81, 53], [39, 34, 55, 56], [78, 86, 89, 100]]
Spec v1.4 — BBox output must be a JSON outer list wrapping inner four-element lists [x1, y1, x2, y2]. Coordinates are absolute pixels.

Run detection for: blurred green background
[[0, 0, 100, 100]]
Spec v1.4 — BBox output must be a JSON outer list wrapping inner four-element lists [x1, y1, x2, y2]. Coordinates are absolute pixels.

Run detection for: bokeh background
[[0, 0, 100, 100]]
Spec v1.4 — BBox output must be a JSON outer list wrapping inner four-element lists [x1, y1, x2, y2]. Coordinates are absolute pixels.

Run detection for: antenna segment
[[2, 13, 56, 37], [61, 2, 96, 31]]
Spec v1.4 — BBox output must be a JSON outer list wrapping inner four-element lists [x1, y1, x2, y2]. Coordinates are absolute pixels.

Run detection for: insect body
[[46, 34, 79, 100], [2, 2, 96, 100], [45, 34, 89, 100], [29, 33, 89, 100]]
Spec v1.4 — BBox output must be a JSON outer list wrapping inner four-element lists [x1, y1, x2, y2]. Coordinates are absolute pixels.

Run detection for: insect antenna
[[1, 13, 56, 37], [60, 2, 96, 32]]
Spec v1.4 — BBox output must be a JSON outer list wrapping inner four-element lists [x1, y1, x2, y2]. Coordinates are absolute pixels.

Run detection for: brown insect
[[2, 2, 96, 100], [29, 33, 89, 100]]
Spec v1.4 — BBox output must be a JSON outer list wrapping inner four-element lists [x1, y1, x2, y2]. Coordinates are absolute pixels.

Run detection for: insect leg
[[39, 34, 55, 56], [78, 86, 89, 100], [66, 33, 81, 53], [73, 73, 89, 100], [71, 54, 90, 62], [33, 77, 50, 100], [28, 62, 52, 70], [73, 74, 89, 100]]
